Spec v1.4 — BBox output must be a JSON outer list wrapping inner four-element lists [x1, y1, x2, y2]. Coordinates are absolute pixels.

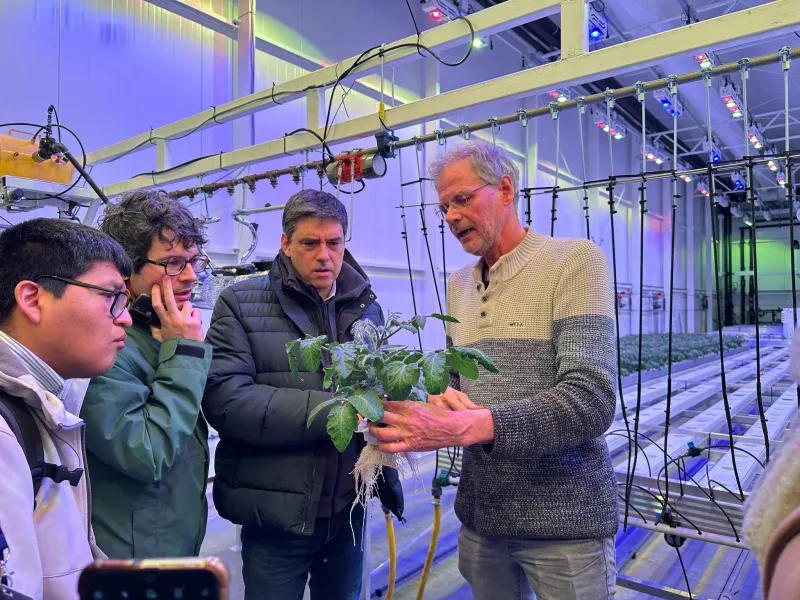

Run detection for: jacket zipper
[[78, 425, 92, 542], [301, 448, 319, 534]]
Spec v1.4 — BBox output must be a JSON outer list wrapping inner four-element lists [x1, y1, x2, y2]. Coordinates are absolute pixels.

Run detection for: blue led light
[[590, 28, 602, 38], [662, 101, 670, 108]]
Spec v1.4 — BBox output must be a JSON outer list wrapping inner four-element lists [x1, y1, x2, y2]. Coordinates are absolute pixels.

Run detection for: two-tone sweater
[[446, 228, 619, 540]]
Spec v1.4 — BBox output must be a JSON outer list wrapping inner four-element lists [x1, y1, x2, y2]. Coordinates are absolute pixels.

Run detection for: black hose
[[663, 176, 678, 510], [746, 160, 769, 463], [707, 167, 745, 499]]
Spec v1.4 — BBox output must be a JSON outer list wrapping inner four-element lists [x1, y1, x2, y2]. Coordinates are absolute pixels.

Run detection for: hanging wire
[[781, 47, 800, 409], [740, 59, 770, 461], [398, 146, 423, 350], [663, 75, 679, 512], [549, 102, 561, 237], [626, 82, 648, 527], [414, 138, 446, 324], [703, 67, 746, 499], [604, 89, 634, 531], [576, 98, 591, 241]]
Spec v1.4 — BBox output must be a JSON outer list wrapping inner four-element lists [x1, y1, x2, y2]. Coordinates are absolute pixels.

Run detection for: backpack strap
[[0, 390, 83, 507]]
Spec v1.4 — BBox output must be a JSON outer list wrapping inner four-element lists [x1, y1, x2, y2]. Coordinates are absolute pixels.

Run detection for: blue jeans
[[458, 526, 616, 600], [241, 503, 364, 600]]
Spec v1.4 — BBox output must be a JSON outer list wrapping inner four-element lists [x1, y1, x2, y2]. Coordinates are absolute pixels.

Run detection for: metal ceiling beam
[[88, 0, 557, 166], [143, 0, 236, 36], [100, 0, 800, 197]]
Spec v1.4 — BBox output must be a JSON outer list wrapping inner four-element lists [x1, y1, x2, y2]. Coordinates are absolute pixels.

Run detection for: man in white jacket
[[0, 218, 133, 600]]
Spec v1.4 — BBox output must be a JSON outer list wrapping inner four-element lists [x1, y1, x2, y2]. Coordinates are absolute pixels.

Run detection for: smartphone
[[129, 293, 162, 328], [78, 557, 229, 600]]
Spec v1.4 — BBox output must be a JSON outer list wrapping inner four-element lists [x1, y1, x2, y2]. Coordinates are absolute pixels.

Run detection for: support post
[[685, 180, 696, 333], [560, 0, 588, 60], [156, 139, 172, 172], [524, 96, 539, 228], [706, 196, 714, 333]]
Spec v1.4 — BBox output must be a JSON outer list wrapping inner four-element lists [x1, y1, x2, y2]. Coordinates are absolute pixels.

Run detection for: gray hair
[[428, 139, 520, 208], [282, 189, 348, 240]]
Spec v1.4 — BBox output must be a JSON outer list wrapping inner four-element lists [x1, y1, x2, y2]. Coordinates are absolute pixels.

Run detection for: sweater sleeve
[[485, 241, 617, 458]]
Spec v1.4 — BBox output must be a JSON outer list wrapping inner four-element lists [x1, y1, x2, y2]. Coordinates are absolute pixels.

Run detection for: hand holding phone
[[151, 278, 204, 342]]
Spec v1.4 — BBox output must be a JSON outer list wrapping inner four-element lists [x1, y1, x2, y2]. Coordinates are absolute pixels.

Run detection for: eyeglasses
[[34, 276, 130, 319], [434, 182, 494, 219], [144, 255, 209, 277]]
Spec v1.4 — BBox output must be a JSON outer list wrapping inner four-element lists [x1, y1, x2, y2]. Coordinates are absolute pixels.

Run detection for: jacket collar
[[273, 249, 372, 305], [0, 338, 86, 430]]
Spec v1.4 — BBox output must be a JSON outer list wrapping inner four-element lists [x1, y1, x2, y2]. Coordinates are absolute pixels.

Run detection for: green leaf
[[403, 351, 423, 365], [308, 397, 339, 427], [323, 366, 337, 389], [453, 347, 499, 374], [346, 388, 384, 422], [299, 335, 327, 374], [430, 313, 459, 323], [327, 402, 359, 452], [401, 323, 419, 335], [381, 361, 421, 400], [446, 350, 479, 380], [421, 351, 449, 395], [411, 315, 427, 330], [331, 343, 357, 379], [286, 340, 300, 379], [409, 385, 428, 402]]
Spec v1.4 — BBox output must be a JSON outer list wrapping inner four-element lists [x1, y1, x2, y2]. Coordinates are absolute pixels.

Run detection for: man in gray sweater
[[369, 139, 618, 599]]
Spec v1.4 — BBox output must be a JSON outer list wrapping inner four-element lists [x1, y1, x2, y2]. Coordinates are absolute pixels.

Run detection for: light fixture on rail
[[676, 161, 692, 182], [697, 181, 710, 197], [591, 105, 625, 141], [549, 88, 571, 103], [695, 51, 716, 69], [767, 147, 779, 172], [730, 204, 744, 218], [652, 88, 683, 116], [420, 0, 460, 22], [763, 209, 773, 221], [611, 122, 627, 140], [472, 35, 486, 48], [716, 195, 730, 208], [702, 137, 722, 163], [643, 144, 665, 165], [730, 170, 746, 191], [748, 121, 765, 151], [588, 5, 608, 40], [744, 217, 753, 226], [719, 78, 744, 119], [777, 169, 787, 188]]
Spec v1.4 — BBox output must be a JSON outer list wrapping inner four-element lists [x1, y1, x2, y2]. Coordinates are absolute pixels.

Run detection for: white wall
[[0, 0, 707, 348]]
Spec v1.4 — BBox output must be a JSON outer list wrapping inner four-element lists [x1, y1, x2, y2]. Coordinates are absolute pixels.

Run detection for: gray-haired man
[[203, 190, 403, 600], [370, 139, 619, 599]]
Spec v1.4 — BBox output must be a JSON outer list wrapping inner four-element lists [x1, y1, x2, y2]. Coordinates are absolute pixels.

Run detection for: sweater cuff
[[483, 402, 532, 459]]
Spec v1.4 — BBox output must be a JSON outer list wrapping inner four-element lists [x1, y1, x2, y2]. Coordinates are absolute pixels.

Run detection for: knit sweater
[[446, 228, 619, 540]]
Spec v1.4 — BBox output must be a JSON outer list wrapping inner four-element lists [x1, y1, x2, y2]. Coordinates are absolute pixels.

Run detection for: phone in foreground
[[129, 293, 162, 328], [78, 558, 229, 600]]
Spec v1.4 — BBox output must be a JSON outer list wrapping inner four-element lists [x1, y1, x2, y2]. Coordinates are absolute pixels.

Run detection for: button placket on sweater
[[475, 283, 494, 326]]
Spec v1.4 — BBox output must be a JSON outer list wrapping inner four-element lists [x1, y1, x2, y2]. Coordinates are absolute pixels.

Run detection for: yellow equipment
[[0, 129, 75, 184]]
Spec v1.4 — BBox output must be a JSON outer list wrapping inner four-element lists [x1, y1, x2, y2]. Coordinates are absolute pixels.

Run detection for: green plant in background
[[286, 313, 499, 451], [618, 333, 748, 376]]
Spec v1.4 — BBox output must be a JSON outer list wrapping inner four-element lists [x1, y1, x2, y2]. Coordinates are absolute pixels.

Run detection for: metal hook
[[517, 108, 528, 128], [459, 124, 471, 140], [634, 81, 646, 103], [603, 88, 615, 110], [488, 118, 500, 144], [434, 129, 445, 146], [413, 136, 424, 152], [548, 102, 559, 120]]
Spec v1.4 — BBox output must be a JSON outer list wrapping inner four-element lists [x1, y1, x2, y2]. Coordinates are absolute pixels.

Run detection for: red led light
[[696, 53, 707, 60], [431, 8, 441, 19], [728, 106, 738, 112], [609, 129, 617, 135], [723, 96, 733, 103], [550, 90, 560, 98], [597, 121, 605, 128]]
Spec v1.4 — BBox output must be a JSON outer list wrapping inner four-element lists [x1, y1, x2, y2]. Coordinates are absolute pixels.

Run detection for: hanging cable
[[604, 88, 634, 531], [740, 59, 770, 462], [627, 82, 648, 527], [576, 98, 591, 241], [524, 189, 532, 226], [549, 102, 561, 237], [702, 67, 746, 498], [397, 146, 423, 350], [780, 47, 800, 409], [414, 138, 445, 319], [663, 75, 680, 513]]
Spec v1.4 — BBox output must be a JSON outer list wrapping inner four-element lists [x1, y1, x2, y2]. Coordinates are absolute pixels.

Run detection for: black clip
[[42, 463, 84, 487]]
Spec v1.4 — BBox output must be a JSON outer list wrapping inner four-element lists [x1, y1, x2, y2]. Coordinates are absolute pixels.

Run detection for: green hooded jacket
[[81, 321, 211, 558]]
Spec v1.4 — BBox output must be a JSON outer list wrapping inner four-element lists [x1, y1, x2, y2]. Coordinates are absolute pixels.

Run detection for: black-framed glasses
[[34, 276, 130, 318], [434, 182, 493, 219], [144, 255, 209, 277]]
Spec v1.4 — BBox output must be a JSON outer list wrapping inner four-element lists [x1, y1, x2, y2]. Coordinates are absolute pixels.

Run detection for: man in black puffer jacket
[[203, 190, 403, 600]]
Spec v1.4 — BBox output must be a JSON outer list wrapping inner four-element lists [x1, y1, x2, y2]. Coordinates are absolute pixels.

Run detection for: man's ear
[[499, 174, 516, 207], [14, 281, 45, 325], [281, 232, 292, 257]]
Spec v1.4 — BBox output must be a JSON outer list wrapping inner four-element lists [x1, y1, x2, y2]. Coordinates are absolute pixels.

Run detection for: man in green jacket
[[82, 190, 211, 558]]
